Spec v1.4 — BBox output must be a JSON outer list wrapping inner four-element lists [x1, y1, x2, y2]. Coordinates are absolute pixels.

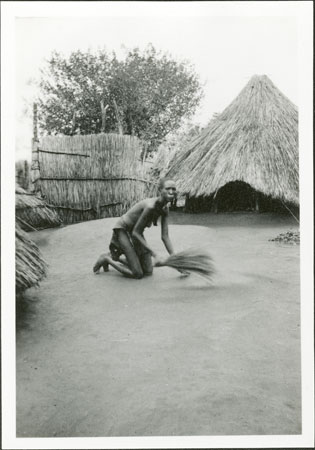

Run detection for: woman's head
[[158, 178, 177, 203]]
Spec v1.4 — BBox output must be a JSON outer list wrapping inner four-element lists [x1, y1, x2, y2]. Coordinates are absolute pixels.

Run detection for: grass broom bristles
[[156, 247, 215, 282]]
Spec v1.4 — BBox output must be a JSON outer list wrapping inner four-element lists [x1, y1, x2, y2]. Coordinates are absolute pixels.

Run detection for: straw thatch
[[16, 224, 47, 293], [32, 133, 153, 224], [166, 75, 299, 205], [16, 185, 62, 231]]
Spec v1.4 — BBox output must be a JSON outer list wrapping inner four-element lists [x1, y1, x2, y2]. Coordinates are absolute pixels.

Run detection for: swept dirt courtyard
[[16, 212, 300, 437]]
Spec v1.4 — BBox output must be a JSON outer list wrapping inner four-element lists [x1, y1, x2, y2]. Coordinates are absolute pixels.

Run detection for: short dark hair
[[158, 177, 175, 190]]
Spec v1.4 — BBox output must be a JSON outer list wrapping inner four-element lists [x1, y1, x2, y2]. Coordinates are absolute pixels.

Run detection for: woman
[[93, 178, 178, 279]]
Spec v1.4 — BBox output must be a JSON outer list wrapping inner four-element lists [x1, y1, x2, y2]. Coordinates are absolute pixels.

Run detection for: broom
[[155, 248, 215, 282]]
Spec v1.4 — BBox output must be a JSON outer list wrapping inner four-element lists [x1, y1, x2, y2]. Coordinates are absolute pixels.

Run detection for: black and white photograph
[[1, 1, 314, 449]]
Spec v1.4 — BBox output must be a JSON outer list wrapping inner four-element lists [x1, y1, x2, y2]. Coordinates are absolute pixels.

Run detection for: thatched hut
[[16, 223, 47, 293], [166, 75, 298, 214], [16, 185, 62, 231]]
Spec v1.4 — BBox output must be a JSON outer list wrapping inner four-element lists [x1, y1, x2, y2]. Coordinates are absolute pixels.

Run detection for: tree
[[38, 50, 114, 135], [150, 120, 203, 178], [37, 45, 203, 152]]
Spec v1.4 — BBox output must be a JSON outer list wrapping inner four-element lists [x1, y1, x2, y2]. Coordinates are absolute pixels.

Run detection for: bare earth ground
[[16, 212, 301, 437]]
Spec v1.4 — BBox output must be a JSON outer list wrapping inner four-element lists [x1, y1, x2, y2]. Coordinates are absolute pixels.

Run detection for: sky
[[15, 5, 298, 160]]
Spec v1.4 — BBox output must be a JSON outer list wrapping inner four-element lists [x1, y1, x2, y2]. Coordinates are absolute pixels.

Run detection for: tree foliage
[[37, 45, 203, 152]]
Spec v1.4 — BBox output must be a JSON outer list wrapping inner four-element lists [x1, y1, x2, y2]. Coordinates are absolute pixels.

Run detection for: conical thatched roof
[[16, 185, 62, 230], [166, 75, 299, 205]]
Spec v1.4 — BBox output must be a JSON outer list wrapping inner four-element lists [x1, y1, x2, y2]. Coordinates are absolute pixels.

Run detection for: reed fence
[[31, 133, 154, 224], [16, 160, 31, 191]]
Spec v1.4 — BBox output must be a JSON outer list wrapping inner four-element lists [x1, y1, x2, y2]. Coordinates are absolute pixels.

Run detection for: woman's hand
[[153, 254, 166, 267], [177, 269, 190, 278]]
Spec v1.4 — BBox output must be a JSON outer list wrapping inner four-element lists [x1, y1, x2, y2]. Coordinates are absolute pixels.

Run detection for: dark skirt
[[110, 220, 150, 261]]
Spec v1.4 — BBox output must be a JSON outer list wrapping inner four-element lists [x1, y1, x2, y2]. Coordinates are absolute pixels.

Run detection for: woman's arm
[[161, 212, 174, 255], [132, 207, 157, 257], [161, 210, 189, 276]]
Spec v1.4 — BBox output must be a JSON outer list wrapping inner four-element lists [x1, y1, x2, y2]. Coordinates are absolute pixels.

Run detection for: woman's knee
[[143, 268, 153, 276], [142, 264, 153, 277], [132, 267, 144, 279]]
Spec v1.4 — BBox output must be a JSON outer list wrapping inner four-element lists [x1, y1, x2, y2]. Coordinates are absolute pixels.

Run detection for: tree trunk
[[113, 98, 123, 135], [100, 100, 109, 133], [126, 109, 134, 135], [71, 111, 76, 135]]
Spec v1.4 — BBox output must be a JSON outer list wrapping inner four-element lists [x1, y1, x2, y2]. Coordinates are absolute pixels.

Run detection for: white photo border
[[1, 1, 313, 448]]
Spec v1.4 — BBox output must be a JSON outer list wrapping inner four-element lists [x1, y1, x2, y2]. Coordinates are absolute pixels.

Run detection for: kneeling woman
[[93, 178, 177, 279]]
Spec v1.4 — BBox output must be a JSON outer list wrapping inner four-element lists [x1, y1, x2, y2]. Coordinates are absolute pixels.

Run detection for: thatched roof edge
[[166, 75, 299, 205], [16, 185, 62, 230], [16, 224, 48, 292]]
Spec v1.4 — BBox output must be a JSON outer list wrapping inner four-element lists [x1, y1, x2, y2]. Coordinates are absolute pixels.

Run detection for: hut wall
[[185, 181, 300, 216], [185, 195, 214, 213], [31, 134, 153, 224]]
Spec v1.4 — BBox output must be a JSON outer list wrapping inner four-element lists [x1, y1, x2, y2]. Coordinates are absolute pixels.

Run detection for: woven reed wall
[[16, 160, 31, 191], [32, 134, 153, 224]]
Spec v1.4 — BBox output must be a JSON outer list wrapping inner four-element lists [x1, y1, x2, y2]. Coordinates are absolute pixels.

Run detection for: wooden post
[[15, 163, 21, 187], [33, 102, 38, 141], [100, 100, 109, 133], [113, 98, 123, 135], [255, 192, 260, 213], [24, 160, 30, 191], [184, 194, 190, 213], [212, 192, 218, 213], [95, 197, 101, 219], [31, 103, 41, 193]]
